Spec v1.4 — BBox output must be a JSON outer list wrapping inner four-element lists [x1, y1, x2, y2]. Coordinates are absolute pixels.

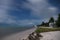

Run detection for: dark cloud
[[48, 0, 60, 8]]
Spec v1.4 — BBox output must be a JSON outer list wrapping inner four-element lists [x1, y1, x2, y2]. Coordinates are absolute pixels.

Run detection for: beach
[[1, 28, 60, 40], [2, 28, 36, 40], [40, 31, 60, 40]]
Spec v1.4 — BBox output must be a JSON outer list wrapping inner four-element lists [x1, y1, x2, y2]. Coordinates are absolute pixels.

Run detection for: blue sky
[[0, 0, 60, 26]]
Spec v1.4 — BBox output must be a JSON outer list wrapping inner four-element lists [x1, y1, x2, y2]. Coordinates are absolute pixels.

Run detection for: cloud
[[17, 19, 42, 26], [17, 0, 59, 26], [22, 0, 58, 19], [0, 0, 16, 24], [0, 0, 59, 26], [17, 19, 50, 26]]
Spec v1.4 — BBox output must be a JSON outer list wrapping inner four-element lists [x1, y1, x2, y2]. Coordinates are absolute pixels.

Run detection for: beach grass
[[35, 27, 60, 33]]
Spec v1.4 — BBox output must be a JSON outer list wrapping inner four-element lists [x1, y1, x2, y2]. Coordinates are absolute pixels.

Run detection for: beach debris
[[22, 32, 43, 40], [28, 32, 43, 40]]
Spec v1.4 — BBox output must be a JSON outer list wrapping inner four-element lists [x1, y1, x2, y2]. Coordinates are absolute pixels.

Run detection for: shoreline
[[1, 27, 60, 40], [2, 28, 36, 40], [0, 27, 34, 38]]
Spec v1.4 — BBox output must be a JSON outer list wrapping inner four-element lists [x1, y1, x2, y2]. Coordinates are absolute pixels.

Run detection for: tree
[[56, 14, 60, 27], [49, 17, 54, 23], [41, 22, 45, 26]]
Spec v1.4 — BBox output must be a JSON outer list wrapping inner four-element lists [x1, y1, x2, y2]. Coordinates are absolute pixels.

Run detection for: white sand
[[2, 28, 36, 40], [40, 31, 60, 40]]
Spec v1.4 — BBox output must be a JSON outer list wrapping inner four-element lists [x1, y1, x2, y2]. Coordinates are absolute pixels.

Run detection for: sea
[[0, 26, 34, 38]]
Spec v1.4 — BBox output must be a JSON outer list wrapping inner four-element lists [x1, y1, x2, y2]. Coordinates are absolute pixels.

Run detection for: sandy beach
[[40, 31, 60, 40], [2, 28, 36, 40]]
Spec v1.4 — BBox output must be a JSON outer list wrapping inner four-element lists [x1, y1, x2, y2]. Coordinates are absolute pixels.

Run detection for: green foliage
[[49, 17, 54, 23], [41, 22, 45, 26], [56, 14, 60, 27], [40, 22, 49, 27], [38, 17, 55, 27], [35, 28, 60, 33]]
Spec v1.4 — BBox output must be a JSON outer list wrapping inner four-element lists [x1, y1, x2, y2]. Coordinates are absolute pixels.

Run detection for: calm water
[[0, 26, 34, 38]]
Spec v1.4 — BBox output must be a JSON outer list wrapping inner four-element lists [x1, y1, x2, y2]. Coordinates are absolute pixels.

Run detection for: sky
[[0, 0, 60, 26]]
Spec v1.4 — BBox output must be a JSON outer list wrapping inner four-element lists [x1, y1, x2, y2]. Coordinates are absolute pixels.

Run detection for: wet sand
[[2, 28, 36, 40]]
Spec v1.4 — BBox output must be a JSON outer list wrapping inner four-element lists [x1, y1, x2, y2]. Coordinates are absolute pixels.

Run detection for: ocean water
[[0, 26, 34, 38]]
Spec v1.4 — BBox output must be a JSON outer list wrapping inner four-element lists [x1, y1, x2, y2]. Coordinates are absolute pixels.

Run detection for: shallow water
[[0, 26, 33, 38]]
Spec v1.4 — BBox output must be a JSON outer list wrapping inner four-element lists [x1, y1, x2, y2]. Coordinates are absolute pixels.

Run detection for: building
[[49, 22, 54, 28]]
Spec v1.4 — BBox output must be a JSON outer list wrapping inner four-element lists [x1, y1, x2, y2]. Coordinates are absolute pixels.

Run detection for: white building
[[49, 22, 54, 28]]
